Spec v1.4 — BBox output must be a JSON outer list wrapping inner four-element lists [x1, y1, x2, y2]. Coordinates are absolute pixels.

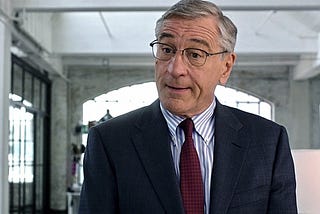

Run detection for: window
[[9, 54, 51, 213], [9, 97, 34, 183], [82, 82, 272, 123], [215, 86, 272, 120]]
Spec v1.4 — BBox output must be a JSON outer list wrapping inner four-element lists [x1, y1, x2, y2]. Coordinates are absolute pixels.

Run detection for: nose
[[167, 51, 188, 77]]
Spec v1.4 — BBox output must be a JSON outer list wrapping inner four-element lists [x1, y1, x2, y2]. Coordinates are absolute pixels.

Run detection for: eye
[[160, 45, 174, 54], [186, 49, 205, 59], [191, 52, 201, 59]]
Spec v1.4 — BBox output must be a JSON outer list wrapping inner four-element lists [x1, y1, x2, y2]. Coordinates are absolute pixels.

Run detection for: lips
[[166, 84, 190, 92], [168, 85, 186, 90]]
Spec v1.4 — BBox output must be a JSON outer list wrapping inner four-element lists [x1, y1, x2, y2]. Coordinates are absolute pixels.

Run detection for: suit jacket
[[79, 99, 297, 214]]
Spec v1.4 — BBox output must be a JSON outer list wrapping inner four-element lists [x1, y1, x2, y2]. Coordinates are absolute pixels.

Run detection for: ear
[[219, 52, 237, 85]]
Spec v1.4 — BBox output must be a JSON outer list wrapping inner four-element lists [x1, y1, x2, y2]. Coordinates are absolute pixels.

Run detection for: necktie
[[179, 118, 204, 214]]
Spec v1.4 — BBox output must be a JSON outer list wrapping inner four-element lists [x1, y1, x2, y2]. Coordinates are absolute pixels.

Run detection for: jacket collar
[[209, 100, 249, 214]]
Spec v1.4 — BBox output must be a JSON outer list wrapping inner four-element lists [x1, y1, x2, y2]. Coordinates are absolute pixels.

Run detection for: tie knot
[[179, 118, 194, 138]]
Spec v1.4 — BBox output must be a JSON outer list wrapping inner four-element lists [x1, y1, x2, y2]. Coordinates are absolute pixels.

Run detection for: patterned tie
[[179, 118, 204, 214]]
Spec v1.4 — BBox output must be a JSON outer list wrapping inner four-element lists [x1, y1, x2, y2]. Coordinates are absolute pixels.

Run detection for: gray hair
[[155, 0, 237, 52]]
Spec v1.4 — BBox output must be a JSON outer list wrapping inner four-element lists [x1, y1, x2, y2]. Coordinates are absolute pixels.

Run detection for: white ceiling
[[9, 0, 320, 80]]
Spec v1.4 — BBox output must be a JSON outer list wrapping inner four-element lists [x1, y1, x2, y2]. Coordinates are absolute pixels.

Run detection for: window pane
[[260, 102, 272, 120], [237, 102, 259, 115], [33, 78, 41, 109], [41, 83, 47, 112], [24, 71, 33, 105], [12, 64, 23, 100]]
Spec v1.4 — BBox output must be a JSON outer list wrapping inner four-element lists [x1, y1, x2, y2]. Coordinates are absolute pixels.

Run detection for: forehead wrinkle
[[188, 38, 210, 49], [158, 18, 219, 49]]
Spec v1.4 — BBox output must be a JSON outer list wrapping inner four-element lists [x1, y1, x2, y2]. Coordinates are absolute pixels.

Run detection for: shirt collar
[[160, 100, 216, 145]]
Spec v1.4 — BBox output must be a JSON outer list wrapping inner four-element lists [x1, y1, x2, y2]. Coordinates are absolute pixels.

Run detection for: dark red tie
[[179, 118, 204, 214]]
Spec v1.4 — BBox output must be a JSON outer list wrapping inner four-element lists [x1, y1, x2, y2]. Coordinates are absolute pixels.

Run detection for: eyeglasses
[[149, 40, 228, 67]]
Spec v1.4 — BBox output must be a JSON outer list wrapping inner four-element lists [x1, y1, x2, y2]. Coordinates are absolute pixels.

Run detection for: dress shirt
[[160, 100, 216, 214]]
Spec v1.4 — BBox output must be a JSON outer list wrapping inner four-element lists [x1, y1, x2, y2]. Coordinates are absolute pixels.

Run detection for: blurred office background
[[1, 0, 320, 213]]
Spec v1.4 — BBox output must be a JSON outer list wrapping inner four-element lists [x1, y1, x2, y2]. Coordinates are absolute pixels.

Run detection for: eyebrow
[[158, 33, 211, 49]]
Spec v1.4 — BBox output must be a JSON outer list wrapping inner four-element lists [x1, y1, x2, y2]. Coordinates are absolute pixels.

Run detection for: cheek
[[154, 68, 162, 82], [155, 62, 167, 79], [196, 71, 220, 94], [206, 64, 224, 82], [154, 62, 161, 78]]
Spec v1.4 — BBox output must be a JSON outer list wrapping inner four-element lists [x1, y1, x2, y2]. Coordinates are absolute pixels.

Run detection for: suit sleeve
[[267, 126, 297, 213], [79, 127, 118, 214]]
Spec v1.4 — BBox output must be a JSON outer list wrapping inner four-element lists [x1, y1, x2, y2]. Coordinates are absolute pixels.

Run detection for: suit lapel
[[131, 100, 184, 214], [210, 101, 250, 214]]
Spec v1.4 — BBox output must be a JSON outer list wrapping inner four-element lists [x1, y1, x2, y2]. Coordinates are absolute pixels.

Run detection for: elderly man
[[79, 0, 297, 213]]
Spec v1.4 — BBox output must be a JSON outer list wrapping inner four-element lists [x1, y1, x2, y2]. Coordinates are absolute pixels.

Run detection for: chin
[[161, 100, 188, 116]]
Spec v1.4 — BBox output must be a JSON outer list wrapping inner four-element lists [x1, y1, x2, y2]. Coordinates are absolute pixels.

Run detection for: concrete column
[[50, 75, 68, 210], [310, 77, 320, 148], [287, 77, 312, 149], [0, 1, 11, 213]]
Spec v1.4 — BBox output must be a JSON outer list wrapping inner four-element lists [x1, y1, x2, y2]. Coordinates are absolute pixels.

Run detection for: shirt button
[[172, 137, 177, 146]]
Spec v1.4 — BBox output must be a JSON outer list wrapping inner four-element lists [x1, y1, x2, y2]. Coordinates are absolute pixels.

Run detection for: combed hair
[[155, 0, 237, 52]]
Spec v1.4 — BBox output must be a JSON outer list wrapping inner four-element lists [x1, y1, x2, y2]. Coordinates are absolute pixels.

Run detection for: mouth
[[166, 84, 190, 92]]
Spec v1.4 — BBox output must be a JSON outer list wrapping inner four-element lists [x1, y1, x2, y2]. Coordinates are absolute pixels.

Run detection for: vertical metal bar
[[18, 117, 22, 214], [9, 109, 14, 212], [32, 114, 37, 213], [39, 82, 42, 111], [31, 76, 34, 108], [40, 82, 44, 213], [21, 65, 25, 102], [9, 58, 14, 213], [22, 67, 25, 214], [20, 64, 25, 214], [23, 117, 27, 213], [31, 75, 36, 213], [43, 82, 51, 213], [10, 58, 14, 93]]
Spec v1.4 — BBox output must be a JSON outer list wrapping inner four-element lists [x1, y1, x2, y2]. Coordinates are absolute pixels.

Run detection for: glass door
[[9, 54, 51, 214]]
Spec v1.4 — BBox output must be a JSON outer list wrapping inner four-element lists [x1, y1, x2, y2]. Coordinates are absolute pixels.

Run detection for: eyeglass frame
[[149, 40, 228, 67]]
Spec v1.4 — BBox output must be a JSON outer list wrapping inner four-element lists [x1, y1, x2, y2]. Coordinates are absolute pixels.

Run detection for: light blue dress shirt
[[160, 100, 216, 214]]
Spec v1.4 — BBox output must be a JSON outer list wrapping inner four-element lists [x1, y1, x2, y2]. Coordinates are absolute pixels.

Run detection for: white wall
[[19, 12, 53, 52], [292, 150, 320, 214], [0, 1, 12, 214]]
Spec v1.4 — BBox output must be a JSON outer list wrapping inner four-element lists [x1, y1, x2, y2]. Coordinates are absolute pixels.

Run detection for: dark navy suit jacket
[[79, 99, 297, 214]]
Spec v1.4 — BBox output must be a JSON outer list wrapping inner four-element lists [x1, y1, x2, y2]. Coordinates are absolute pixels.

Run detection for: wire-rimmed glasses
[[150, 40, 227, 67]]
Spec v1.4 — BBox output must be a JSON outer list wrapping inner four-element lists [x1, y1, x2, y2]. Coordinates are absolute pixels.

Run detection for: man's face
[[154, 17, 236, 117]]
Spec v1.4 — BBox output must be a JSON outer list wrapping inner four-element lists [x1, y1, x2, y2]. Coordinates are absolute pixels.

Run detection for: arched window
[[82, 82, 272, 125], [215, 86, 273, 120]]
